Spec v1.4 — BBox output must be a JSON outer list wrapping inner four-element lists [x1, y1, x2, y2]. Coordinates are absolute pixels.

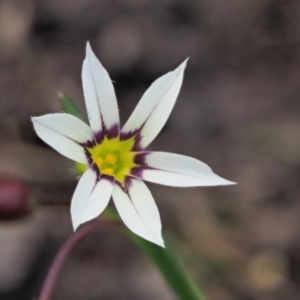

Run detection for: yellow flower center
[[87, 136, 136, 184]]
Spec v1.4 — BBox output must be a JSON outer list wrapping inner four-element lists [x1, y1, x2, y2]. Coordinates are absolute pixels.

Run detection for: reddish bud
[[0, 178, 30, 218]]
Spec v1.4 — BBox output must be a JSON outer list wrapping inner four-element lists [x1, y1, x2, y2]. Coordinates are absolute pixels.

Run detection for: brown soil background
[[1, 0, 300, 299]]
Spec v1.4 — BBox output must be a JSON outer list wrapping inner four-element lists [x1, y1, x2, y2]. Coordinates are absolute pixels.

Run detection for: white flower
[[32, 43, 235, 247]]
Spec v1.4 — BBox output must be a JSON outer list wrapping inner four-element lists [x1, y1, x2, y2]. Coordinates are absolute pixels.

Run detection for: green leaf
[[60, 93, 208, 300], [103, 205, 207, 300], [100, 203, 207, 300], [59, 93, 87, 123], [127, 230, 207, 300]]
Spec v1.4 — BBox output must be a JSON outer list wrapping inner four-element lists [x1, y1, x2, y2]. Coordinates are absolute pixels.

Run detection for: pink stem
[[38, 220, 117, 300]]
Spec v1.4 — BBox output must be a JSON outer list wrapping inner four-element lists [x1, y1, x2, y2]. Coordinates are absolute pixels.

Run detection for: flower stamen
[[105, 153, 117, 164], [95, 157, 104, 167], [102, 167, 114, 175], [87, 136, 137, 184]]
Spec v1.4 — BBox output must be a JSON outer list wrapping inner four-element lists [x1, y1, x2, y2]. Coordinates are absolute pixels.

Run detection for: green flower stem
[[104, 206, 207, 300], [127, 232, 207, 300]]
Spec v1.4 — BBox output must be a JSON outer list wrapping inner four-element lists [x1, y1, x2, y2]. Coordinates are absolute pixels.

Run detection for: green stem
[[104, 206, 207, 300], [129, 232, 207, 300]]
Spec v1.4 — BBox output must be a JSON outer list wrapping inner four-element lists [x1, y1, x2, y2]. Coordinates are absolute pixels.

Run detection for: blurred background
[[0, 0, 300, 299]]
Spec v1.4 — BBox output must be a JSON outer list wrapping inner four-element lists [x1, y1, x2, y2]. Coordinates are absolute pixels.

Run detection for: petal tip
[[31, 115, 40, 120], [71, 212, 80, 231], [85, 41, 96, 60], [217, 178, 237, 186], [227, 180, 237, 185], [184, 57, 190, 63], [179, 58, 189, 70], [86, 41, 92, 52], [31, 116, 42, 126], [158, 239, 165, 248], [72, 219, 80, 231], [85, 41, 105, 69], [149, 237, 165, 248], [153, 233, 165, 248]]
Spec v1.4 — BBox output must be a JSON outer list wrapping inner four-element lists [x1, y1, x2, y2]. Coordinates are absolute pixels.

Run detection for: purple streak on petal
[[115, 176, 133, 192], [106, 123, 120, 139], [94, 130, 104, 144], [85, 123, 119, 146], [101, 174, 115, 183], [84, 148, 93, 166], [124, 176, 133, 190], [133, 152, 149, 165], [121, 117, 152, 150], [120, 130, 143, 151], [132, 132, 143, 151], [90, 163, 100, 178], [120, 130, 136, 141], [80, 138, 95, 148], [130, 166, 144, 179], [130, 152, 150, 179], [82, 123, 119, 154]]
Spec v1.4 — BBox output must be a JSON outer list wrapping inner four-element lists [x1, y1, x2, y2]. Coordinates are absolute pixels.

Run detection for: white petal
[[32, 113, 92, 164], [82, 42, 120, 133], [112, 179, 164, 247], [122, 59, 188, 148], [71, 168, 113, 230], [141, 152, 236, 187]]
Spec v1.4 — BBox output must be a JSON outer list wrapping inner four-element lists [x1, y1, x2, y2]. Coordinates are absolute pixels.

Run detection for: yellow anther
[[105, 153, 117, 165], [102, 168, 114, 175], [95, 157, 103, 167]]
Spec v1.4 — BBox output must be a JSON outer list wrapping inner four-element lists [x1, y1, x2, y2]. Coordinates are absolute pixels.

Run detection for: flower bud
[[0, 178, 30, 218]]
